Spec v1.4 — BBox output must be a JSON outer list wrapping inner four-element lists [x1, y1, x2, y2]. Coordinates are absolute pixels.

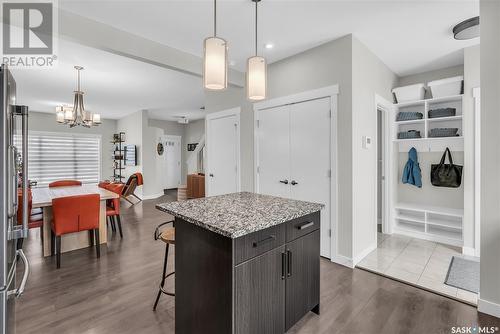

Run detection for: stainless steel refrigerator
[[0, 64, 30, 334]]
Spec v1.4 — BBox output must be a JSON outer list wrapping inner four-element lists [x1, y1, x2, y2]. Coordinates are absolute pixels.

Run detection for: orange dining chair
[[16, 188, 44, 249], [104, 183, 125, 238], [51, 194, 100, 268], [49, 180, 82, 188]]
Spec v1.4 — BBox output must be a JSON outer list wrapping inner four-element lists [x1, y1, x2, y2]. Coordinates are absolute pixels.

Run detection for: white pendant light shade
[[64, 107, 73, 121], [55, 107, 65, 123], [92, 113, 101, 124], [247, 56, 267, 101], [203, 37, 228, 90]]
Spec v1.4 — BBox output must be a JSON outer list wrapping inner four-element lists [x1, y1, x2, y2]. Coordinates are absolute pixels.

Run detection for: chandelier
[[56, 66, 101, 127]]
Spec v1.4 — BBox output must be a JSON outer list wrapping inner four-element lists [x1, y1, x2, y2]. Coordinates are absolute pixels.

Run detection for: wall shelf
[[111, 132, 125, 183]]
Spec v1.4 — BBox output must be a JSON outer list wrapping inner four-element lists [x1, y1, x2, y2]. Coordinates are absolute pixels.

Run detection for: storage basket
[[429, 128, 459, 138], [396, 111, 424, 122], [428, 76, 463, 98], [398, 130, 421, 139], [428, 108, 456, 119], [392, 84, 426, 103]]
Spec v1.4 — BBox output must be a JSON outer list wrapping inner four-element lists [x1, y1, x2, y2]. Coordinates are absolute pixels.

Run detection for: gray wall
[[398, 65, 464, 99], [479, 0, 500, 317], [28, 111, 117, 182], [351, 37, 398, 258]]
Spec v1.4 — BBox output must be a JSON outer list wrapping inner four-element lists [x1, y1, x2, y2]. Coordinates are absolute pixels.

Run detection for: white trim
[[375, 95, 395, 240], [141, 192, 163, 200], [478, 298, 500, 318], [253, 85, 339, 262], [352, 243, 377, 267], [330, 254, 354, 269], [205, 107, 241, 196], [473, 87, 481, 257], [253, 85, 339, 111], [462, 246, 476, 256]]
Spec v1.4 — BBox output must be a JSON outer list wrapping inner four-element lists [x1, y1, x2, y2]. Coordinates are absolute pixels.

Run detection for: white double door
[[257, 97, 332, 258]]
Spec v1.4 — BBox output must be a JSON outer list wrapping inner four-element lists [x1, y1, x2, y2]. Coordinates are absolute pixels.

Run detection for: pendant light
[[247, 0, 267, 101], [203, 0, 227, 90], [56, 66, 101, 127]]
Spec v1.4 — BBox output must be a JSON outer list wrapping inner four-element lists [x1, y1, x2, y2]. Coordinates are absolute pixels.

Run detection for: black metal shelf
[[112, 132, 125, 183]]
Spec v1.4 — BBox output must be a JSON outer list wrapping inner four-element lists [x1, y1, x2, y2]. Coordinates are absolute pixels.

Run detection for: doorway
[[205, 108, 241, 197], [163, 135, 182, 190]]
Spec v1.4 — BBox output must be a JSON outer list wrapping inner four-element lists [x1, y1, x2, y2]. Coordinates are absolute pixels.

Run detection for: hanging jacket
[[402, 147, 422, 188]]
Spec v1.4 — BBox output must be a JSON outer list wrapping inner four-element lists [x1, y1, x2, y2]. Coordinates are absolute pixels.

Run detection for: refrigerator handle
[[14, 249, 29, 297], [20, 106, 28, 238], [7, 145, 18, 219]]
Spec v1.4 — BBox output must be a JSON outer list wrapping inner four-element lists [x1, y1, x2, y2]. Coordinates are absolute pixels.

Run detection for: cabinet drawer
[[286, 212, 320, 242], [234, 224, 285, 265]]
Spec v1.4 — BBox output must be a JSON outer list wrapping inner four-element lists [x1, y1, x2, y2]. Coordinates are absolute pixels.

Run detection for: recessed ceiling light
[[264, 43, 274, 49]]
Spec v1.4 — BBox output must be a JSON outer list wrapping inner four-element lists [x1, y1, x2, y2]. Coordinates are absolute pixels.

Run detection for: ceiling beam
[[58, 9, 245, 87]]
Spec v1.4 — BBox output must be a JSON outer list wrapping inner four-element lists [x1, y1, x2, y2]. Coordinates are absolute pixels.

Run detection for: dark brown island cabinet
[[156, 192, 323, 334]]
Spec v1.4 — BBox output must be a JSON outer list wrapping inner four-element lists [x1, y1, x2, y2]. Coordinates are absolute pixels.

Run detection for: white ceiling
[[13, 1, 479, 121], [59, 0, 479, 76], [11, 39, 206, 121]]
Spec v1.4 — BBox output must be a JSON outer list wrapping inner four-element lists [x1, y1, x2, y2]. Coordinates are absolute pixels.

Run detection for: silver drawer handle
[[296, 222, 314, 230], [7, 249, 30, 298], [252, 235, 276, 248]]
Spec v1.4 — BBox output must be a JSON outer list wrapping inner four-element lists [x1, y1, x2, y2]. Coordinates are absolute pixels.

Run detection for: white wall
[[185, 119, 205, 174], [28, 111, 117, 182], [351, 37, 398, 260], [463, 45, 480, 252], [117, 110, 143, 195], [479, 0, 500, 318]]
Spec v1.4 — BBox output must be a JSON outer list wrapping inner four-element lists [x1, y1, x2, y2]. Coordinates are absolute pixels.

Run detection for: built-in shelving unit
[[111, 132, 125, 183], [393, 94, 463, 152], [389, 94, 465, 248], [394, 203, 464, 246]]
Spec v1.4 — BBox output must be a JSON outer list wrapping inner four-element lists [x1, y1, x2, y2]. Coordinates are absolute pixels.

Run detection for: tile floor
[[357, 233, 478, 305]]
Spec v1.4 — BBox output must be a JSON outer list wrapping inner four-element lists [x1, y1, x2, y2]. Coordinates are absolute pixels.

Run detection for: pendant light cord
[[214, 0, 217, 37], [255, 0, 258, 56]]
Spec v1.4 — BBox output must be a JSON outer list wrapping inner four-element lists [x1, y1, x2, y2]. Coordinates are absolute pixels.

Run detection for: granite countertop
[[156, 192, 324, 238]]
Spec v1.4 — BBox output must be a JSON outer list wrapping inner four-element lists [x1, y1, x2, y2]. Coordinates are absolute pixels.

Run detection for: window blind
[[16, 132, 101, 187]]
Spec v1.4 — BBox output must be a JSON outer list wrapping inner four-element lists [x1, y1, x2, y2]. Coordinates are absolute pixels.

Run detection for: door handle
[[281, 252, 286, 280], [291, 180, 298, 186], [287, 250, 292, 277], [279, 179, 289, 184]]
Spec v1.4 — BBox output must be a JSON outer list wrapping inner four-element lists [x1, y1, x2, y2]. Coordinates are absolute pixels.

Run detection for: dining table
[[31, 184, 119, 257]]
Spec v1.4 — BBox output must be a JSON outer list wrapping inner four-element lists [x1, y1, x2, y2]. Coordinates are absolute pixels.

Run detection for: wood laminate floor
[[16, 194, 500, 334]]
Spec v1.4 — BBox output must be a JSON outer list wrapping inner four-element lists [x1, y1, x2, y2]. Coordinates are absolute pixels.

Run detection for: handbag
[[431, 148, 463, 188]]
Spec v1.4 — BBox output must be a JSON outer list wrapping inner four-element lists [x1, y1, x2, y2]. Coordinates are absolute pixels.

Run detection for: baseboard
[[478, 298, 500, 318], [462, 246, 476, 257], [141, 193, 163, 200], [330, 254, 354, 269], [352, 243, 377, 267]]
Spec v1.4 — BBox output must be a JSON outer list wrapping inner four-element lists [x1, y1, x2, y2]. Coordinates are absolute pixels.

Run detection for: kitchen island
[[156, 192, 323, 334]]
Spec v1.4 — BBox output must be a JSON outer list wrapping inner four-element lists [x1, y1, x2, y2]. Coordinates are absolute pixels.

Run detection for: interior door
[[207, 113, 239, 196], [257, 105, 290, 198], [164, 136, 182, 189], [235, 246, 285, 334], [289, 98, 331, 258]]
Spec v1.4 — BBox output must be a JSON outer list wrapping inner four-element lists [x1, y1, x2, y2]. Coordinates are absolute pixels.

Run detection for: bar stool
[[153, 221, 175, 311]]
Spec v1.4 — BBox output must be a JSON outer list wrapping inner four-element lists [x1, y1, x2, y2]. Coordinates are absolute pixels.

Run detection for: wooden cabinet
[[235, 246, 286, 334], [285, 230, 320, 331], [187, 174, 205, 198], [175, 211, 320, 334]]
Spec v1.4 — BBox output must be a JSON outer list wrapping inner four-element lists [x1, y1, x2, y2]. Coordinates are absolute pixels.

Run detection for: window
[[17, 131, 101, 187]]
